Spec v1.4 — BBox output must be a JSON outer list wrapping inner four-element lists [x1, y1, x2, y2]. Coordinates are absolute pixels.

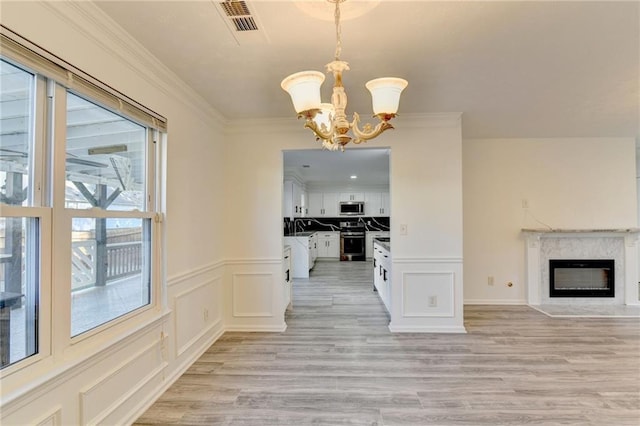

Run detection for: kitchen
[[282, 148, 391, 315]]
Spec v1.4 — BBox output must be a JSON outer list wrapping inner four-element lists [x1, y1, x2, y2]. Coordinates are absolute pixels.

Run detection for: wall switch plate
[[488, 276, 494, 286], [521, 199, 529, 209], [400, 224, 408, 235]]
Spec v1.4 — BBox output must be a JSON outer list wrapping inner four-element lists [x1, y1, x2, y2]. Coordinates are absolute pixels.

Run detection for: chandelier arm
[[350, 112, 395, 143], [303, 117, 335, 142]]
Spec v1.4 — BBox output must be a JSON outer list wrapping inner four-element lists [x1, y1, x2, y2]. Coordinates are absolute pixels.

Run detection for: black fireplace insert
[[549, 259, 615, 298]]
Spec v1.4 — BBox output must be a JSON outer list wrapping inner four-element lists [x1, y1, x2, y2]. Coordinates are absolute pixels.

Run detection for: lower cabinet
[[317, 232, 340, 258], [283, 246, 292, 310], [373, 241, 391, 313], [283, 234, 316, 278], [366, 231, 389, 259]]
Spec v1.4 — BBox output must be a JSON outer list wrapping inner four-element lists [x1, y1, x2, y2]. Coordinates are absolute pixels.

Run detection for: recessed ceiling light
[[350, 175, 357, 179]]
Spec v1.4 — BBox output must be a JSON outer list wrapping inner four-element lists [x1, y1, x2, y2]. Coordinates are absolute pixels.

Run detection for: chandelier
[[280, 0, 408, 151]]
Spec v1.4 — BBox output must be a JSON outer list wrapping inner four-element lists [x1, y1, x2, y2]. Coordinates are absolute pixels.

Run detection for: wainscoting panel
[[389, 258, 465, 333], [225, 261, 287, 332], [34, 407, 62, 426], [174, 276, 223, 356], [232, 273, 274, 318], [402, 271, 455, 317], [79, 340, 165, 425]]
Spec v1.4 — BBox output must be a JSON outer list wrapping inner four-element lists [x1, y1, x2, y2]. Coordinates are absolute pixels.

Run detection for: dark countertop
[[285, 231, 316, 237], [373, 237, 390, 252]]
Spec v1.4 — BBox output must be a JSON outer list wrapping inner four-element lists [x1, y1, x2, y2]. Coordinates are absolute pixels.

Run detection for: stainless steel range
[[340, 221, 365, 261]]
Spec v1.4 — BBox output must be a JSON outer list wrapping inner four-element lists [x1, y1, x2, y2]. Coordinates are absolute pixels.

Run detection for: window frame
[[0, 29, 166, 375]]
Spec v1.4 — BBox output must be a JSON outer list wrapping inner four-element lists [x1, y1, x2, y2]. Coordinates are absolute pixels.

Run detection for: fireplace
[[549, 259, 615, 298]]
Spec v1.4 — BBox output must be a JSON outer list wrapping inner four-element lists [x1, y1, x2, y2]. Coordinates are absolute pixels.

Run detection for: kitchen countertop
[[285, 231, 316, 237], [373, 237, 390, 252]]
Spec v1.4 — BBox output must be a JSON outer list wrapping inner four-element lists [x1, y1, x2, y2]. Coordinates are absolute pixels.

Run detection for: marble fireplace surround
[[523, 228, 640, 306]]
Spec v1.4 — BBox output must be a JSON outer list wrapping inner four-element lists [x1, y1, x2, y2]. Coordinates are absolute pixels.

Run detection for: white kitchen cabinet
[[339, 192, 364, 202], [284, 180, 305, 219], [317, 231, 340, 258], [307, 192, 339, 217], [365, 192, 390, 216], [366, 231, 389, 259], [310, 233, 318, 266], [283, 246, 292, 311], [373, 241, 391, 313], [283, 233, 316, 278]]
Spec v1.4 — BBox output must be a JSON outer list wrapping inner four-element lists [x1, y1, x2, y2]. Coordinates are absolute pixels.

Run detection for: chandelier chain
[[334, 0, 342, 60]]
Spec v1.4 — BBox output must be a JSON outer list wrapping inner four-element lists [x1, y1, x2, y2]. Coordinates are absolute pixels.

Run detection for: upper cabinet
[[304, 189, 390, 217], [283, 180, 306, 219], [365, 192, 390, 217], [308, 192, 339, 217], [339, 192, 365, 202]]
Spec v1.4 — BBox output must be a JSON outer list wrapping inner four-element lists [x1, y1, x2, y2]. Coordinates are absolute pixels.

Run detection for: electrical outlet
[[203, 308, 209, 321], [428, 295, 437, 307], [400, 224, 408, 235], [521, 199, 529, 209], [488, 276, 494, 286]]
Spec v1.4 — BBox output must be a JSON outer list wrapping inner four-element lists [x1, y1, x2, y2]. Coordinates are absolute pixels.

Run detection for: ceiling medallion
[[281, 0, 408, 152]]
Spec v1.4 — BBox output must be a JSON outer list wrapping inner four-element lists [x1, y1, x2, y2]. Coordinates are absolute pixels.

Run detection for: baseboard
[[224, 323, 287, 333], [121, 325, 225, 425], [388, 324, 467, 333], [464, 299, 527, 305]]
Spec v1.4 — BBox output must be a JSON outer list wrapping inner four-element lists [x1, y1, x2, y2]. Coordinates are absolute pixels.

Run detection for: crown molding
[[40, 1, 227, 131]]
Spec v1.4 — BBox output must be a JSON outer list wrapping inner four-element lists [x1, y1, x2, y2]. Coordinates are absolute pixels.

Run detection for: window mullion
[[31, 75, 47, 207], [50, 81, 72, 357]]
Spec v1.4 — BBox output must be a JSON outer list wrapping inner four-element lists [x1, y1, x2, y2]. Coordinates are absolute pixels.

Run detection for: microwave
[[339, 201, 364, 215]]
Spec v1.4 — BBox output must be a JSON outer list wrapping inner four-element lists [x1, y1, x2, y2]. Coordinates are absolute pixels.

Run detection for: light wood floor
[[135, 260, 640, 425]]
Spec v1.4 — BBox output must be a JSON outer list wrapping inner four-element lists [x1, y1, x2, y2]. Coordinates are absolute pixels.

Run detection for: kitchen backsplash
[[283, 217, 390, 235]]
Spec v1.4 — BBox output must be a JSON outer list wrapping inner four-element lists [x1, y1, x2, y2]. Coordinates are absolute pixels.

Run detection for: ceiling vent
[[215, 1, 268, 44], [219, 1, 258, 31]]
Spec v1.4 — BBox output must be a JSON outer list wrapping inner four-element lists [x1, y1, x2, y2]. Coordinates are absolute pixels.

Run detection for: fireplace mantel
[[522, 228, 640, 306], [522, 228, 640, 235]]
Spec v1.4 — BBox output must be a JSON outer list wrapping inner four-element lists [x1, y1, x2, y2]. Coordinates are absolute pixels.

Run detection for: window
[[65, 93, 154, 336], [0, 59, 41, 368], [0, 32, 166, 370]]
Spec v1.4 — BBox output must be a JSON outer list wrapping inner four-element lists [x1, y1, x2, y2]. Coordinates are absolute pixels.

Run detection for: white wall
[[225, 115, 465, 333], [1, 2, 227, 425], [463, 137, 637, 304]]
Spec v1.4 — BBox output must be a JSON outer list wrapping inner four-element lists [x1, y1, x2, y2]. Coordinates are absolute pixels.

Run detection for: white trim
[[0, 311, 170, 414], [225, 324, 287, 332], [167, 260, 225, 287], [393, 257, 463, 264], [173, 276, 223, 356], [224, 258, 282, 265], [388, 324, 467, 333], [464, 299, 527, 305], [40, 1, 226, 130], [118, 326, 225, 426], [79, 340, 166, 425], [33, 406, 62, 426]]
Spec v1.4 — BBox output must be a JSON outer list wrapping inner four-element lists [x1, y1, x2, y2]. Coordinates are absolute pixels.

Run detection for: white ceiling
[[284, 148, 390, 186], [92, 0, 639, 186]]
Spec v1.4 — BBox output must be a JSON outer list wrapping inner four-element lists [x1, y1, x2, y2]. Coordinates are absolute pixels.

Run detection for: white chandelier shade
[[366, 77, 409, 116], [280, 71, 325, 114]]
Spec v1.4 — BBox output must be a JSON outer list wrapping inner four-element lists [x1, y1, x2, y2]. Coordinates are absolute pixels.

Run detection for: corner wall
[[462, 137, 637, 304], [0, 2, 227, 425], [224, 114, 465, 333]]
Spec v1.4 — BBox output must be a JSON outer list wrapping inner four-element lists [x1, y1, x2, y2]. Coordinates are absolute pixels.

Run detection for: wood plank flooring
[[135, 260, 640, 425]]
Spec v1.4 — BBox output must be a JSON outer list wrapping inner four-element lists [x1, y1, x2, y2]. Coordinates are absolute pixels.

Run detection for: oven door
[[340, 232, 365, 261]]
